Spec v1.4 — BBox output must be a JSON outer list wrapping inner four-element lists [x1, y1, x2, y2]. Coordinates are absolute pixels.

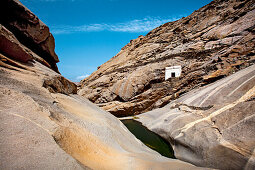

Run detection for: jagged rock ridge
[[79, 0, 255, 116]]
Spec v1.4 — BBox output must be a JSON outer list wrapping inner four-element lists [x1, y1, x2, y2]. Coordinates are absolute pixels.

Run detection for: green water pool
[[121, 119, 175, 159]]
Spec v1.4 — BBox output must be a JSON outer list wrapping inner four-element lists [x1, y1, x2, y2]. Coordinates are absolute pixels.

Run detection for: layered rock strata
[[0, 0, 59, 72], [79, 0, 255, 116]]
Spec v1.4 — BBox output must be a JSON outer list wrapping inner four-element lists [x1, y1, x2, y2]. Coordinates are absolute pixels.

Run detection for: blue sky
[[20, 0, 212, 82]]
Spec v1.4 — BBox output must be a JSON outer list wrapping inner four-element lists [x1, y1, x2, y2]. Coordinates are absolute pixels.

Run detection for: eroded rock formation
[[0, 0, 59, 72], [138, 64, 255, 170], [79, 0, 255, 117]]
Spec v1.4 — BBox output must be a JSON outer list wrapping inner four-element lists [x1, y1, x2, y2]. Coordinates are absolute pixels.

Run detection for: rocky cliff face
[[0, 1, 206, 169], [79, 0, 255, 117], [0, 0, 59, 72]]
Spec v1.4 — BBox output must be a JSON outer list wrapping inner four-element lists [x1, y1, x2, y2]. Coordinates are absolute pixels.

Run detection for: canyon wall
[[79, 0, 255, 117]]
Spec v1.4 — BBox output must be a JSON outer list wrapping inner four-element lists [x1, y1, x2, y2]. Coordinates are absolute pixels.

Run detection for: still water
[[121, 119, 175, 159]]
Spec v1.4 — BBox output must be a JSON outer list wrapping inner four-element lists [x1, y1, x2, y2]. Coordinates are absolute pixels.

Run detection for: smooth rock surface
[[0, 55, 207, 170], [137, 64, 255, 170]]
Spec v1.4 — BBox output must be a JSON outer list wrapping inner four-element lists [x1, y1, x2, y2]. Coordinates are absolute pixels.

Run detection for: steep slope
[[137, 64, 255, 170], [0, 0, 59, 72], [79, 0, 255, 117], [0, 0, 207, 169]]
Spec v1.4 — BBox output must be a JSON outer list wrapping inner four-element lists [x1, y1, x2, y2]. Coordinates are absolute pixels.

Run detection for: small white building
[[165, 66, 182, 80]]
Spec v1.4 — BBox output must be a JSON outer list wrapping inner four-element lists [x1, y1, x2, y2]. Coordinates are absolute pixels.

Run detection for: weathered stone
[[0, 24, 33, 63], [0, 0, 59, 72], [0, 51, 206, 170], [80, 0, 255, 116], [138, 65, 255, 170], [0, 0, 209, 166], [43, 76, 77, 94]]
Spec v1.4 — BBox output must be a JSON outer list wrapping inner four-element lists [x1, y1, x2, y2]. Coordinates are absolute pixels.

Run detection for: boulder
[[43, 76, 77, 94]]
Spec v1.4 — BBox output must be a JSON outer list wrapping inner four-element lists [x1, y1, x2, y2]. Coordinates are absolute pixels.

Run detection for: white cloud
[[76, 74, 90, 81], [51, 16, 184, 34]]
